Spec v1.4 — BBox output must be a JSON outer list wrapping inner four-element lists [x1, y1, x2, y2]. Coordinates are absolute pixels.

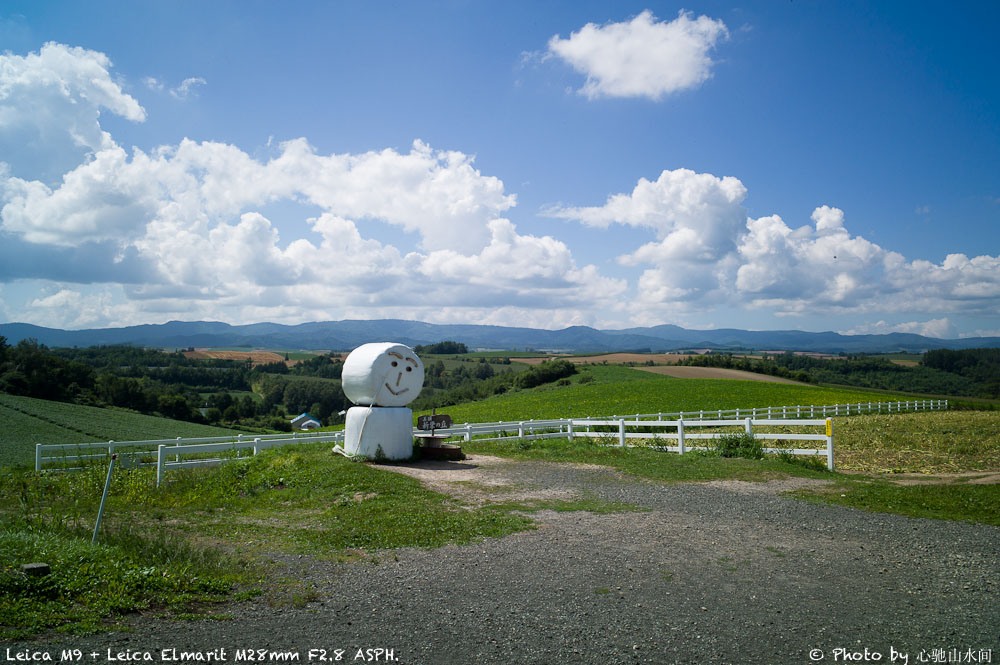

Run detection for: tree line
[[679, 349, 999, 398], [0, 339, 582, 432]]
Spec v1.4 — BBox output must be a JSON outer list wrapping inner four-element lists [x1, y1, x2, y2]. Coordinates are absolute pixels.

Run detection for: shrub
[[713, 432, 764, 460]]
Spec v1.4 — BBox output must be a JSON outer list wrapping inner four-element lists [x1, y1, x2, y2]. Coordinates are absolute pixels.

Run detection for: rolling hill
[[1, 319, 998, 354]]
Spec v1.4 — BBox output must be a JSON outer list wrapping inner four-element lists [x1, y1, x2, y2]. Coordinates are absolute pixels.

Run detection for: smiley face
[[342, 342, 425, 407]]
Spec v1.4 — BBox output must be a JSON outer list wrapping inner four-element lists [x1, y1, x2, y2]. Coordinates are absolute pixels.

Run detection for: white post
[[825, 419, 834, 471], [567, 420, 574, 441], [518, 421, 524, 438], [253, 437, 261, 455], [618, 419, 626, 447], [744, 417, 752, 436], [677, 418, 685, 455], [156, 444, 166, 487], [35, 443, 42, 472], [465, 423, 472, 442], [175, 437, 181, 463]]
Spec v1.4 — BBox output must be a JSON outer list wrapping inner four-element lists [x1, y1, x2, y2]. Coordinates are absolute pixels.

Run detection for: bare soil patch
[[867, 471, 1000, 486], [381, 454, 579, 506], [186, 349, 290, 366], [635, 365, 807, 384], [702, 476, 835, 494], [512, 353, 695, 366]]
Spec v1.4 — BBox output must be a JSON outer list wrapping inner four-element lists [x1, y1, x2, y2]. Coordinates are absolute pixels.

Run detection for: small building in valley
[[290, 413, 321, 430]]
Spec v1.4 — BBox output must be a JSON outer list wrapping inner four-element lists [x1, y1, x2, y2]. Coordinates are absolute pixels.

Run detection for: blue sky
[[0, 1, 997, 338]]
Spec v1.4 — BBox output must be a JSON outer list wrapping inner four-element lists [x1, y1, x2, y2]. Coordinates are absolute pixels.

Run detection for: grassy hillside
[[0, 393, 239, 469], [422, 365, 891, 423]]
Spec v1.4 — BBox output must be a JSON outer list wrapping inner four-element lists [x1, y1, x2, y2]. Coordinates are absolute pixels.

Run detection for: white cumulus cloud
[[547, 10, 729, 100], [0, 43, 145, 180]]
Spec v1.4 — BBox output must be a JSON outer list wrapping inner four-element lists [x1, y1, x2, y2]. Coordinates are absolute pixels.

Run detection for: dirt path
[[24, 458, 1000, 665], [635, 365, 808, 384]]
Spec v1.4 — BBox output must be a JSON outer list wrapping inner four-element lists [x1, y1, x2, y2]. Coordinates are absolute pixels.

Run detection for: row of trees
[[680, 349, 998, 398]]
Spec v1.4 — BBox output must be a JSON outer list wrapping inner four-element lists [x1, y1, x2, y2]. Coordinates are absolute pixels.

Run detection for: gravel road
[[20, 455, 1000, 665]]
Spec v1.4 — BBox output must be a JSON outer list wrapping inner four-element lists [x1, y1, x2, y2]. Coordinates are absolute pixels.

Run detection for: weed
[[713, 433, 764, 460]]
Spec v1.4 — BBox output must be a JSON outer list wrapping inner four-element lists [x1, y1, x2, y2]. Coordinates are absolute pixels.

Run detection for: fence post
[[175, 437, 181, 463], [465, 423, 472, 442], [744, 417, 752, 436], [518, 421, 524, 438], [618, 419, 626, 447], [253, 437, 261, 455], [677, 418, 685, 455], [35, 443, 42, 472], [825, 419, 834, 471], [567, 420, 574, 441], [156, 445, 166, 487]]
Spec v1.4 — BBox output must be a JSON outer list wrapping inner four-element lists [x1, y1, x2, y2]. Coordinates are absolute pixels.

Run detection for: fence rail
[[570, 417, 835, 469], [34, 398, 946, 480]]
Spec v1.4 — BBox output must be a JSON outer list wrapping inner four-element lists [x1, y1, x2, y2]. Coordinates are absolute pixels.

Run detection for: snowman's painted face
[[342, 341, 424, 407], [383, 351, 419, 397]]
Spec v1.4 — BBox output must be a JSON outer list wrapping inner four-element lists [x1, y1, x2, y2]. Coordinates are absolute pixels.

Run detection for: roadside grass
[[0, 443, 544, 638], [464, 436, 833, 484], [793, 477, 1000, 527]]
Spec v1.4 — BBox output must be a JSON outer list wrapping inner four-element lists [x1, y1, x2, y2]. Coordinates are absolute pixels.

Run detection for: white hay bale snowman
[[341, 342, 424, 460]]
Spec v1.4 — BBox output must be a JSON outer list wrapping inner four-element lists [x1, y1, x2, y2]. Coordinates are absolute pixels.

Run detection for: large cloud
[[0, 43, 618, 328], [547, 10, 729, 100], [0, 43, 146, 181], [551, 169, 1000, 324]]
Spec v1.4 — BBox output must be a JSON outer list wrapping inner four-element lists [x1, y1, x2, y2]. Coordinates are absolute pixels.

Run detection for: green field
[[420, 365, 889, 423], [0, 393, 238, 469]]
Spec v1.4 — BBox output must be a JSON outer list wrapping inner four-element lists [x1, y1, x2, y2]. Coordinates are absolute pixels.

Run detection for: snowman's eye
[[391, 361, 398, 367]]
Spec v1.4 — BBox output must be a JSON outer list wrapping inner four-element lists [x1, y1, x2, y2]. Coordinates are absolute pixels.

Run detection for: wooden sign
[[418, 414, 453, 430]]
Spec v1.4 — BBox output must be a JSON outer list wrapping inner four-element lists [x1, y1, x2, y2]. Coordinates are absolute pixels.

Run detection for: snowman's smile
[[383, 351, 418, 396]]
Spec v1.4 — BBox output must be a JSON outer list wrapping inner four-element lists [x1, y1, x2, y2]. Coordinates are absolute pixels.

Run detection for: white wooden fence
[[33, 398, 946, 481], [570, 417, 835, 469], [35, 430, 345, 472]]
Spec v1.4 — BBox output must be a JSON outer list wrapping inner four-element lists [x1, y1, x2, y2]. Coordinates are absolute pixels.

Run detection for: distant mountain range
[[1, 319, 998, 354]]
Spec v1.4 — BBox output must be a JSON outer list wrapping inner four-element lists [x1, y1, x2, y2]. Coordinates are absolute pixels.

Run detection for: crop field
[[0, 393, 238, 469], [422, 365, 884, 423], [511, 352, 694, 365], [835, 410, 1000, 473], [635, 365, 806, 384], [183, 349, 288, 365], [423, 356, 530, 374]]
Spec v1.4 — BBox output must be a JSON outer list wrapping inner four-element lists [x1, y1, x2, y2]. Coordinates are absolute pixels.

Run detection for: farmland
[[182, 348, 324, 366], [0, 393, 238, 468], [422, 365, 888, 423]]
